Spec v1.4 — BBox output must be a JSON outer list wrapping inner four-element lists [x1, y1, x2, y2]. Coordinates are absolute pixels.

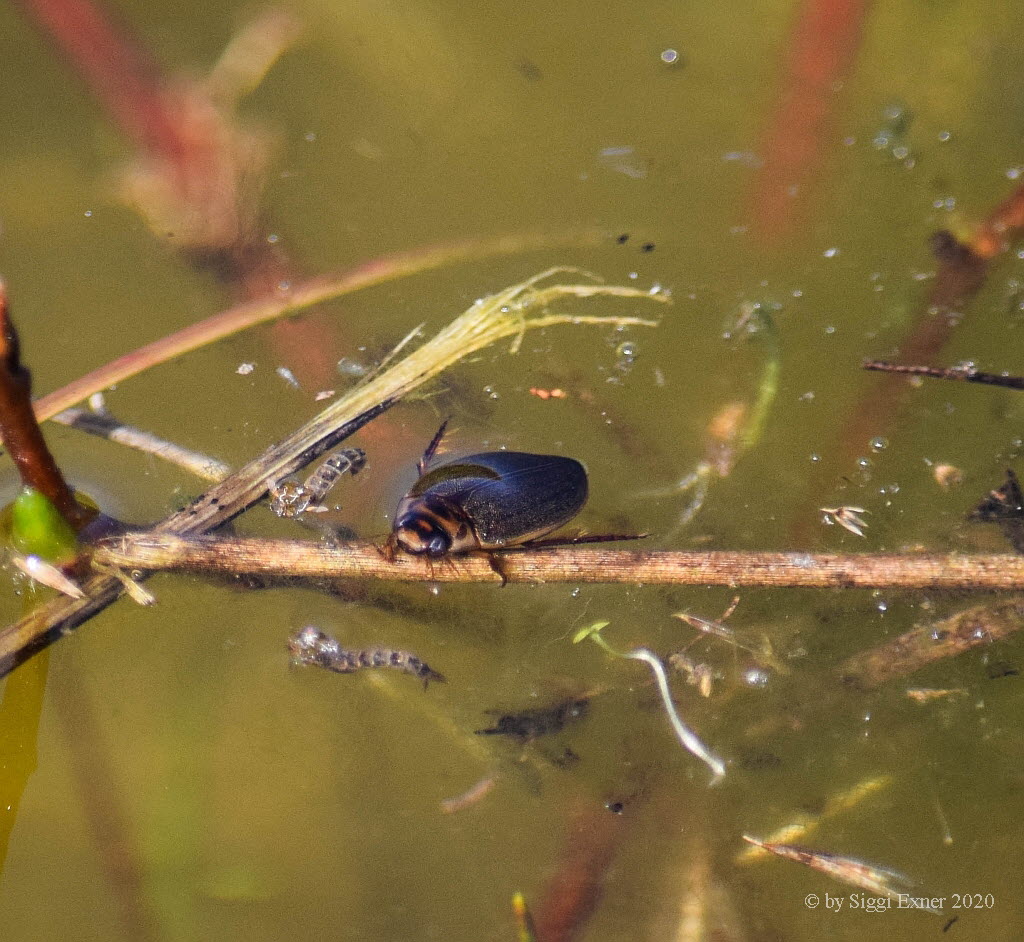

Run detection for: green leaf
[[9, 488, 78, 562]]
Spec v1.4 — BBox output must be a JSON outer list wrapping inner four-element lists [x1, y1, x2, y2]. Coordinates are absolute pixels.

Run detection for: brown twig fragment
[[0, 283, 91, 529], [837, 597, 1024, 689], [93, 534, 1024, 591], [863, 359, 1024, 391], [837, 180, 1024, 474]]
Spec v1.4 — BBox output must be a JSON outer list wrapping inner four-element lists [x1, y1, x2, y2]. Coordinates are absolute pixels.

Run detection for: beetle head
[[394, 515, 453, 557]]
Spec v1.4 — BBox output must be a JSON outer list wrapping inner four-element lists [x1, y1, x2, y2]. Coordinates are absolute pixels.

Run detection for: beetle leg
[[518, 532, 649, 550], [418, 418, 451, 475], [381, 533, 399, 562], [482, 551, 509, 586]]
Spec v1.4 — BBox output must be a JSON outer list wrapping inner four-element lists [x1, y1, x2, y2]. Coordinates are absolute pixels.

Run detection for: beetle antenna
[[418, 418, 451, 475]]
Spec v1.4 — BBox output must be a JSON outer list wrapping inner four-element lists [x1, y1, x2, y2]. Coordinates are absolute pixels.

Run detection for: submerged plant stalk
[[94, 535, 1024, 591]]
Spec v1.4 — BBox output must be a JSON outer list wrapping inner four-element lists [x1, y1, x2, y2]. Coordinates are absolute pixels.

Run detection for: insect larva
[[270, 447, 366, 518], [288, 626, 445, 687]]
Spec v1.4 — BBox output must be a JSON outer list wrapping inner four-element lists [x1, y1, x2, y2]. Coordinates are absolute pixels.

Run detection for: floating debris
[[91, 561, 156, 606], [276, 365, 299, 388], [737, 775, 892, 864], [932, 463, 963, 489], [511, 891, 538, 942], [668, 653, 717, 698], [597, 145, 648, 179], [969, 469, 1024, 553], [673, 597, 742, 646], [439, 774, 498, 814], [11, 554, 84, 599], [741, 836, 943, 915], [820, 506, 869, 537], [971, 468, 1024, 521], [905, 687, 968, 703], [287, 626, 445, 687], [476, 697, 589, 741]]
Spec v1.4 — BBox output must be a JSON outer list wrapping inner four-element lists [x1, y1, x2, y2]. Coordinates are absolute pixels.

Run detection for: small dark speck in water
[[517, 58, 543, 81], [616, 233, 630, 244], [605, 800, 625, 815], [985, 660, 1019, 679], [641, 242, 656, 252], [738, 748, 783, 771]]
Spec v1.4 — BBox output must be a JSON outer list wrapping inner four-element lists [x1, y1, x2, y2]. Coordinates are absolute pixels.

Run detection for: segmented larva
[[288, 626, 445, 687]]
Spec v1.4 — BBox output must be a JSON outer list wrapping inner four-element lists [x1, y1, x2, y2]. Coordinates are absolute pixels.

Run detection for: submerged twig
[[863, 359, 1024, 391], [737, 775, 892, 864], [837, 597, 1024, 689], [741, 836, 942, 915], [53, 397, 231, 482], [95, 535, 1024, 590], [511, 891, 538, 942]]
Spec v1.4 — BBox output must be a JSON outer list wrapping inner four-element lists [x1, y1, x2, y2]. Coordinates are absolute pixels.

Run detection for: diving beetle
[[384, 421, 590, 563]]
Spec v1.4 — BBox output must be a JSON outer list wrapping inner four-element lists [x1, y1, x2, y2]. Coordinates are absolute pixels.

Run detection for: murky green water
[[2, 0, 1024, 938]]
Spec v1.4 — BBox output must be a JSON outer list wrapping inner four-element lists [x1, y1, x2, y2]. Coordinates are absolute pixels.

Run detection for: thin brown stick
[[862, 359, 1024, 391], [0, 283, 91, 528], [94, 534, 1024, 590]]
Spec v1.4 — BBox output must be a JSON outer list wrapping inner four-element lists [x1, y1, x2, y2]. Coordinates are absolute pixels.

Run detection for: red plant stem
[[750, 0, 869, 245], [532, 801, 627, 942], [970, 179, 1024, 259], [0, 285, 90, 529], [13, 0, 307, 343], [12, 0, 189, 166]]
